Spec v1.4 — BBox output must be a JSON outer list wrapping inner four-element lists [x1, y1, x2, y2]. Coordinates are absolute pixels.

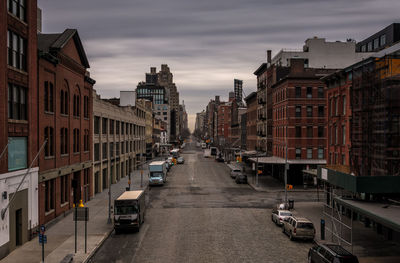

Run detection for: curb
[[83, 228, 114, 263]]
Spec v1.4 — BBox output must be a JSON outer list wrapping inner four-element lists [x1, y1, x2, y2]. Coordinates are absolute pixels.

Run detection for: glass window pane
[[8, 137, 27, 171]]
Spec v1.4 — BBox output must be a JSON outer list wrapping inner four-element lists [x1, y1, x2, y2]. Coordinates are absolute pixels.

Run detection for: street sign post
[[73, 207, 89, 254]]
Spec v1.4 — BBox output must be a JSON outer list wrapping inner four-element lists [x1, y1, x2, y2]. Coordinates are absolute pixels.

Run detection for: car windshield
[[279, 212, 292, 216], [115, 205, 138, 215], [297, 222, 314, 229], [151, 172, 163, 178]]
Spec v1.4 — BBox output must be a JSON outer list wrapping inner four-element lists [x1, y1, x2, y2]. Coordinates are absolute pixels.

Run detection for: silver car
[[177, 156, 184, 164], [282, 216, 315, 241], [230, 169, 242, 179], [271, 209, 292, 226]]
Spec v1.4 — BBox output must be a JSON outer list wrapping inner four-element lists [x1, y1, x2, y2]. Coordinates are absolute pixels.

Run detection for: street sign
[[73, 207, 89, 221], [38, 233, 47, 244]]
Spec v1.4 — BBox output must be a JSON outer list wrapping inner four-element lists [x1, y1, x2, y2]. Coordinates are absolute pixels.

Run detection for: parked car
[[235, 173, 247, 184], [216, 156, 225, 162], [282, 216, 315, 241], [230, 168, 242, 179], [271, 209, 292, 226], [308, 244, 359, 263], [177, 156, 185, 164]]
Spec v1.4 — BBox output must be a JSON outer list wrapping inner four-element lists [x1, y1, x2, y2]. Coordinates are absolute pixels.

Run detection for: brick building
[[271, 59, 335, 184], [245, 92, 257, 151], [36, 29, 95, 225], [0, 0, 39, 257], [217, 102, 231, 146]]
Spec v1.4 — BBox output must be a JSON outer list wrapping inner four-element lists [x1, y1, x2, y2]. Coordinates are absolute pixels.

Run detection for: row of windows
[[44, 127, 89, 157], [360, 34, 386, 52], [44, 81, 90, 118], [329, 152, 346, 166], [94, 116, 145, 136], [94, 141, 144, 161], [292, 105, 324, 118], [329, 95, 346, 117], [7, 0, 26, 21], [274, 86, 324, 103], [275, 147, 324, 159], [295, 126, 325, 138], [7, 30, 26, 71], [329, 124, 346, 146]]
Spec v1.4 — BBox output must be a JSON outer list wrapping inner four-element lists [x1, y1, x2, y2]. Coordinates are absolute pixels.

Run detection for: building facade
[[245, 92, 258, 151], [1, 1, 39, 256], [92, 92, 146, 195], [356, 23, 400, 53], [37, 29, 95, 225]]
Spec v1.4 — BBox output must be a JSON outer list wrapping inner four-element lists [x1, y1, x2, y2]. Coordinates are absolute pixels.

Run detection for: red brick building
[[323, 70, 352, 168], [245, 92, 257, 150], [37, 29, 95, 225], [0, 0, 39, 257], [217, 102, 231, 145], [271, 59, 335, 184]]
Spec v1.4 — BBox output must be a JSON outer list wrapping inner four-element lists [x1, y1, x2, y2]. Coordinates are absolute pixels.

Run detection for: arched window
[[61, 80, 69, 115], [73, 128, 80, 153]]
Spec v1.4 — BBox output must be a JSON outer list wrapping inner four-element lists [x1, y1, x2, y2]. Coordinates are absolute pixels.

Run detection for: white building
[[0, 167, 39, 257], [272, 37, 373, 69]]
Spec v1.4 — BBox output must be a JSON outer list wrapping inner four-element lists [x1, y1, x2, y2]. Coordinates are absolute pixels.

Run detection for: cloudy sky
[[38, 0, 400, 131]]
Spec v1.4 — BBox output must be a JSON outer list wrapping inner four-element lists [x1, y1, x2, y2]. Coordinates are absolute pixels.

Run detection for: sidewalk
[[2, 168, 149, 263]]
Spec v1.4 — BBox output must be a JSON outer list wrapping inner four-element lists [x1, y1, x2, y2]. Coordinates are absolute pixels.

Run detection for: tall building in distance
[[234, 79, 243, 106], [137, 65, 180, 143]]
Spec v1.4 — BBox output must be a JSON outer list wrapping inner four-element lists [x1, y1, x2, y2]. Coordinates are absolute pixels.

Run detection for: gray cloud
[[39, 0, 400, 131]]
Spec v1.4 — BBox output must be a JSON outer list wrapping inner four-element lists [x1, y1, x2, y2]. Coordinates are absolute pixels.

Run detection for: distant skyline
[[38, 0, 400, 131]]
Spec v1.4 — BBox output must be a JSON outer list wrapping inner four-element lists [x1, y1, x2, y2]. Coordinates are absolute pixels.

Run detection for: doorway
[[15, 209, 22, 246]]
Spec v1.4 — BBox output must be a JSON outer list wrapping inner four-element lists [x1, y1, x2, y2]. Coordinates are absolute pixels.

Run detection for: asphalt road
[[90, 141, 313, 263]]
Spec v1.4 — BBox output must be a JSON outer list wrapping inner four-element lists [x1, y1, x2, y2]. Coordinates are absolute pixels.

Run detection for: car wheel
[[289, 232, 294, 241], [282, 227, 286, 234]]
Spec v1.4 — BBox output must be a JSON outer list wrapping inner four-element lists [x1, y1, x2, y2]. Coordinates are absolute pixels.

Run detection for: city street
[[90, 142, 314, 263]]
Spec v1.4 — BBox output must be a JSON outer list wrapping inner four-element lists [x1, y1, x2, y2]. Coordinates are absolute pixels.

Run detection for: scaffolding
[[350, 55, 400, 177]]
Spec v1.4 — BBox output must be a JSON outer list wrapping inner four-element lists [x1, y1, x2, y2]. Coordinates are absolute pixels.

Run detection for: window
[[60, 85, 69, 115], [318, 106, 324, 117], [73, 128, 80, 153], [307, 126, 313, 137], [102, 118, 108, 134], [126, 123, 129, 134], [94, 116, 100, 134], [102, 143, 107, 159], [295, 148, 301, 159], [84, 129, 89, 151], [110, 120, 114, 135], [342, 96, 346, 115], [73, 94, 80, 117], [121, 122, 124, 135], [373, 38, 379, 49], [295, 126, 301, 137], [342, 154, 346, 165], [60, 128, 68, 155], [121, 142, 124, 154], [307, 106, 312, 117], [307, 148, 312, 159], [7, 30, 26, 70], [116, 142, 120, 156], [295, 106, 301, 117], [361, 45, 366, 52], [318, 126, 324, 137], [367, 41, 373, 52], [45, 179, 55, 212], [8, 83, 27, 120], [306, 87, 312, 98], [318, 148, 324, 159], [342, 125, 346, 145], [8, 137, 27, 171], [317, 87, 324, 98], [335, 98, 338, 116], [60, 175, 69, 204], [94, 143, 100, 161], [380, 34, 386, 46], [295, 87, 301, 98], [44, 127, 54, 157], [44, 81, 54, 112], [110, 142, 114, 158], [116, 121, 120, 134], [334, 125, 338, 145], [84, 96, 89, 118], [8, 0, 26, 21]]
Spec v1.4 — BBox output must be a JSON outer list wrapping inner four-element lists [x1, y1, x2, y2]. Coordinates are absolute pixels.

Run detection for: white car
[[271, 209, 292, 226], [177, 156, 184, 164]]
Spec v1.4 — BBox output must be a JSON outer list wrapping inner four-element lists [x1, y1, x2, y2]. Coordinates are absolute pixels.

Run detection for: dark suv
[[308, 244, 359, 263]]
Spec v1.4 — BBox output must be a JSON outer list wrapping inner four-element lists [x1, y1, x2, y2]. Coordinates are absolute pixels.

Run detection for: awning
[[302, 169, 318, 176], [334, 197, 400, 233], [249, 156, 326, 165]]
